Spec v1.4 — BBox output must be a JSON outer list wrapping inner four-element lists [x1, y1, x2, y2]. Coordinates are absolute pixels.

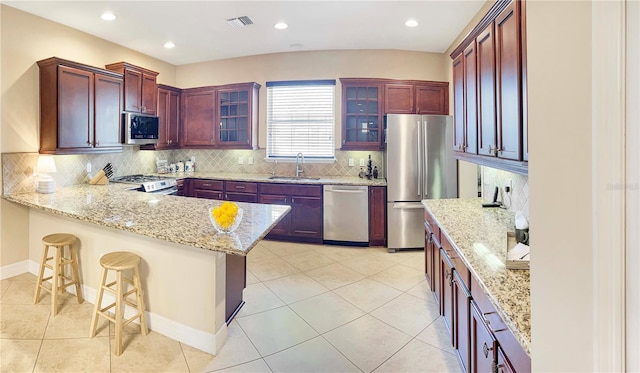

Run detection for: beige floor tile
[[368, 247, 421, 264], [400, 251, 429, 271], [182, 322, 260, 372], [248, 257, 300, 282], [374, 338, 462, 372], [6, 273, 38, 282], [247, 243, 278, 264], [305, 263, 366, 290], [263, 273, 328, 304], [289, 292, 365, 334], [45, 302, 109, 339], [237, 282, 285, 317], [406, 280, 435, 301], [340, 255, 396, 276], [415, 317, 457, 354], [110, 331, 189, 372], [1, 279, 43, 305], [369, 264, 426, 291], [260, 240, 310, 257], [0, 279, 12, 296], [333, 278, 402, 313], [281, 250, 336, 271], [237, 306, 318, 356], [312, 245, 367, 262], [324, 314, 412, 373], [1, 339, 41, 373], [370, 293, 440, 337], [34, 337, 110, 373], [0, 304, 50, 339], [215, 358, 271, 372], [264, 336, 360, 372], [245, 270, 260, 285]]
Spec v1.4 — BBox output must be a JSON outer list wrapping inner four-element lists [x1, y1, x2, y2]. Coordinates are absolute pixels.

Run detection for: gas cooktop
[[111, 174, 178, 194], [111, 174, 174, 184]]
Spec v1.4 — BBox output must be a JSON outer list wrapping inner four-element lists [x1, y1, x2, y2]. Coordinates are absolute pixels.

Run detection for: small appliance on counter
[[88, 163, 113, 185]]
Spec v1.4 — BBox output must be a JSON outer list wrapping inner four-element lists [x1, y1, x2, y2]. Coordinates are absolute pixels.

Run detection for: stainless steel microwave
[[124, 112, 159, 145]]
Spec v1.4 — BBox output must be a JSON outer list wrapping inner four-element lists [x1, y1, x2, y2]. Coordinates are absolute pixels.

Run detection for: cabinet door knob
[[483, 342, 493, 358]]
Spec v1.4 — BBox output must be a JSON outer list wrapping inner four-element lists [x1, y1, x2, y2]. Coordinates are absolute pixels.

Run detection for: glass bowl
[[209, 207, 243, 234]]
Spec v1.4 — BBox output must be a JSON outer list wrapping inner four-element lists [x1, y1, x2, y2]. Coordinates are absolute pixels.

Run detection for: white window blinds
[[266, 80, 335, 159]]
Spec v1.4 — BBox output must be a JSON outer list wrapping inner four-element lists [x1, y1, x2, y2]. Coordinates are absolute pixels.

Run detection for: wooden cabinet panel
[[415, 84, 449, 115], [477, 23, 498, 157], [94, 73, 123, 149], [291, 196, 323, 238], [106, 62, 158, 115], [368, 186, 386, 246], [452, 54, 465, 152], [123, 69, 142, 113], [495, 1, 522, 161], [225, 181, 258, 194], [154, 85, 181, 149], [384, 83, 414, 114], [497, 347, 516, 373], [194, 190, 224, 200], [261, 183, 323, 242], [259, 194, 290, 236], [225, 192, 258, 203], [454, 271, 471, 372], [192, 179, 224, 191], [57, 65, 94, 150], [182, 88, 216, 147], [341, 79, 383, 150], [440, 248, 455, 338], [215, 84, 258, 149], [141, 73, 158, 115], [463, 42, 478, 154], [471, 302, 497, 373], [176, 179, 186, 196]]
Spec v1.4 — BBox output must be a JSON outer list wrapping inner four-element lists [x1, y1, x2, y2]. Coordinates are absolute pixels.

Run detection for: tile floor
[[1, 241, 462, 372]]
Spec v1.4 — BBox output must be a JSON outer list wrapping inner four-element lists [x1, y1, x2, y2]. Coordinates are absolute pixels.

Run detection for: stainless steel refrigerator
[[384, 114, 457, 252]]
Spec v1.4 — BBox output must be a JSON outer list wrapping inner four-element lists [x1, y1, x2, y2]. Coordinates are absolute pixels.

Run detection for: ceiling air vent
[[227, 16, 254, 28]]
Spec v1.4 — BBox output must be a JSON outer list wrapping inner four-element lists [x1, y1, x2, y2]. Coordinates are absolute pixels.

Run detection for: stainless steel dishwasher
[[323, 185, 369, 245]]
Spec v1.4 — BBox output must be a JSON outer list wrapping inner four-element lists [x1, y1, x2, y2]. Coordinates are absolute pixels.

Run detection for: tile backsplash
[[2, 148, 383, 195], [481, 166, 529, 218]]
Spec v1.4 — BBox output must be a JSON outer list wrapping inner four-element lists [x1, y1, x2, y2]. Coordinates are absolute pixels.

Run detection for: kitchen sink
[[268, 176, 321, 181]]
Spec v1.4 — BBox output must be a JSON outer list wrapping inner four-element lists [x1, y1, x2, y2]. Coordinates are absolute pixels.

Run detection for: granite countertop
[[422, 198, 530, 356], [156, 171, 388, 187], [4, 184, 290, 256]]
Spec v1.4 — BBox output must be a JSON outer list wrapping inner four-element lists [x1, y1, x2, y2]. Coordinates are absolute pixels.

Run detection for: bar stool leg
[[68, 244, 83, 303], [90, 267, 108, 338], [33, 243, 49, 304], [133, 265, 148, 335], [51, 246, 61, 316], [115, 270, 124, 356]]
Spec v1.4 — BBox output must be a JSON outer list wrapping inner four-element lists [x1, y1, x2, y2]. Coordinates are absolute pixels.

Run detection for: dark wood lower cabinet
[[368, 186, 386, 246], [225, 254, 246, 323], [261, 183, 323, 243], [440, 248, 455, 338], [258, 194, 290, 236], [471, 302, 497, 373], [454, 271, 471, 372], [290, 196, 323, 240]]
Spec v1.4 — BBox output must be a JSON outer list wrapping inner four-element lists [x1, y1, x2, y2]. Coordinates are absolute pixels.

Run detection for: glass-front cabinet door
[[215, 83, 260, 149], [341, 79, 383, 150]]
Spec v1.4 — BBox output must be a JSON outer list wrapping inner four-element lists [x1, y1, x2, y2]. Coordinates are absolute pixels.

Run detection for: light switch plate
[[238, 157, 244, 165], [360, 158, 365, 167], [248, 157, 254, 165], [86, 162, 92, 173], [348, 158, 354, 167]]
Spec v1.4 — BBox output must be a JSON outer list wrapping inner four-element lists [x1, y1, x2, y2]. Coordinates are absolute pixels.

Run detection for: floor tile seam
[[24, 337, 44, 373], [232, 320, 265, 367], [250, 269, 302, 283], [368, 335, 416, 373], [177, 339, 192, 373], [316, 333, 366, 373], [260, 278, 330, 306], [207, 357, 268, 373], [287, 298, 368, 336], [365, 275, 426, 293], [415, 318, 458, 357]]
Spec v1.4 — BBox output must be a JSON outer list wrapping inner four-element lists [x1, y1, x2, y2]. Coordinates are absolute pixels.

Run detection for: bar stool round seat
[[34, 233, 83, 316], [90, 251, 148, 356]]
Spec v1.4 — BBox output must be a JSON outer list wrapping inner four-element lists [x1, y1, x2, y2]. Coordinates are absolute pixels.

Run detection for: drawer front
[[194, 190, 223, 200], [260, 183, 322, 197], [226, 192, 258, 203], [226, 181, 258, 193], [193, 179, 224, 191], [424, 209, 440, 243]]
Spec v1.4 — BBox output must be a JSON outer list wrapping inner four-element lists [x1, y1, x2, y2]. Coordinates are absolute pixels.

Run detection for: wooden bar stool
[[34, 233, 83, 315], [90, 251, 148, 356]]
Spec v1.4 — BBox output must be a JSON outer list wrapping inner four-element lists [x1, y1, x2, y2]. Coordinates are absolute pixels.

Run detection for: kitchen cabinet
[[215, 83, 259, 149], [368, 186, 386, 247], [440, 247, 455, 337], [260, 183, 323, 243], [225, 181, 258, 203], [105, 62, 158, 115], [176, 179, 186, 196], [450, 0, 528, 175], [191, 179, 224, 200], [38, 57, 123, 154], [471, 302, 497, 373], [453, 271, 471, 372], [155, 85, 181, 149], [341, 78, 383, 150], [181, 87, 216, 148], [384, 81, 449, 115]]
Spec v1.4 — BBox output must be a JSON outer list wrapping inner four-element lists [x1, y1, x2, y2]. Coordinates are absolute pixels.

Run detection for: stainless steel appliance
[[384, 114, 457, 252], [124, 113, 159, 145], [111, 174, 178, 195], [323, 185, 369, 245]]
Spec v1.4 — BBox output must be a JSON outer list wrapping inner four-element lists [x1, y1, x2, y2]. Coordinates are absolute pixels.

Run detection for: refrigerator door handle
[[392, 203, 425, 210], [417, 121, 422, 196], [423, 120, 429, 197]]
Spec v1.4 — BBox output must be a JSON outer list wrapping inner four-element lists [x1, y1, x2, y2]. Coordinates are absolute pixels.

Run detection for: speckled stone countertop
[[4, 184, 290, 256], [155, 172, 387, 186], [422, 198, 530, 356]]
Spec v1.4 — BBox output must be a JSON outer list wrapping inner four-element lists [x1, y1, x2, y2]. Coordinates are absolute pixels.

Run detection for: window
[[266, 80, 335, 160]]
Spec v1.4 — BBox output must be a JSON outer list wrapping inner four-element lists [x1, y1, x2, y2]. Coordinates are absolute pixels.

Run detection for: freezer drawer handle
[[391, 204, 425, 209]]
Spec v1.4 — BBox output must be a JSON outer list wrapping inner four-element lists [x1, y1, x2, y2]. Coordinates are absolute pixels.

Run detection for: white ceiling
[[3, 1, 486, 66]]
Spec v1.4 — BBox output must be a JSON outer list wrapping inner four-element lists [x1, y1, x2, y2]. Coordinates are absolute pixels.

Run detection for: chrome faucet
[[295, 152, 304, 177]]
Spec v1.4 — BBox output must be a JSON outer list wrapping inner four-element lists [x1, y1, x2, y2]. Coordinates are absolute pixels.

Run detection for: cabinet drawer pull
[[482, 311, 508, 333], [483, 342, 493, 358], [235, 186, 246, 189]]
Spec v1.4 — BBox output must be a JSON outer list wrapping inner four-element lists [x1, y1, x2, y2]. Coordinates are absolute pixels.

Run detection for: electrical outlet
[[348, 158, 354, 167], [86, 162, 92, 173], [360, 158, 365, 167], [238, 157, 244, 165], [248, 157, 254, 165]]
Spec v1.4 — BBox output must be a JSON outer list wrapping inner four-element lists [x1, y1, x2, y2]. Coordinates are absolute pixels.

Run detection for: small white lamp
[[36, 155, 57, 193]]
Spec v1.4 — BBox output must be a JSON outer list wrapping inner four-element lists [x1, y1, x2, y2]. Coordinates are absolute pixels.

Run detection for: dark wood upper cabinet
[[105, 62, 158, 115], [181, 87, 216, 148], [477, 23, 498, 157], [385, 81, 449, 115], [146, 84, 181, 150], [463, 42, 479, 154], [452, 54, 465, 152], [215, 83, 260, 149], [341, 78, 384, 151], [495, 0, 522, 161], [415, 83, 449, 115], [384, 83, 414, 114], [38, 57, 123, 154]]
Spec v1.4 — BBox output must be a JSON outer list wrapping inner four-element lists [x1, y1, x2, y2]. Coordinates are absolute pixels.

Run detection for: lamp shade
[[36, 155, 57, 174]]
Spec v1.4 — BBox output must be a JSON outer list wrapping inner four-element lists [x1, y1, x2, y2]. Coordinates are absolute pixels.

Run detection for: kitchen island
[[4, 184, 290, 355]]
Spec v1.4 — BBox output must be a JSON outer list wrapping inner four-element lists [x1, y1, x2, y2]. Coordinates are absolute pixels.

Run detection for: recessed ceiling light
[[404, 19, 419, 27], [101, 12, 116, 21], [274, 22, 288, 30], [164, 41, 175, 49]]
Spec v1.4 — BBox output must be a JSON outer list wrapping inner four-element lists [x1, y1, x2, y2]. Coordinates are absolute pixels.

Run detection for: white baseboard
[[2, 260, 226, 355]]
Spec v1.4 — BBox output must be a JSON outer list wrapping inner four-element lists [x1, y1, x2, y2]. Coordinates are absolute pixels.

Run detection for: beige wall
[[176, 49, 449, 147], [0, 5, 176, 266], [528, 1, 593, 371]]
